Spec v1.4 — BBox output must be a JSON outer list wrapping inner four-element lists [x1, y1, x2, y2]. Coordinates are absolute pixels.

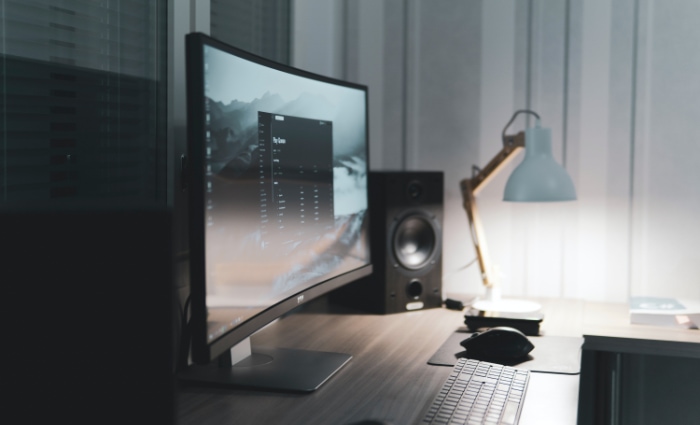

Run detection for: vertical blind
[[211, 0, 291, 65], [0, 0, 166, 204]]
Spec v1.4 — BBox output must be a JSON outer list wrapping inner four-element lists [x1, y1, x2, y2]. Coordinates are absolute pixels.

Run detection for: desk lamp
[[460, 110, 576, 313]]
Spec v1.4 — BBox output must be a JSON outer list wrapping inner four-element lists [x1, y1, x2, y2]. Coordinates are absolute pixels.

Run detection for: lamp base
[[464, 307, 544, 336], [471, 299, 541, 314], [472, 285, 541, 313], [465, 286, 544, 335]]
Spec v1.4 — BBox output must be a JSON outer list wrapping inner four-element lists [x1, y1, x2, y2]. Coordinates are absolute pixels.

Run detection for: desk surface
[[177, 297, 698, 425], [178, 300, 466, 425]]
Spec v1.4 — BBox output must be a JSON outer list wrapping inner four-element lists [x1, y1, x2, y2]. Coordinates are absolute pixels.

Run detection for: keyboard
[[421, 358, 530, 425]]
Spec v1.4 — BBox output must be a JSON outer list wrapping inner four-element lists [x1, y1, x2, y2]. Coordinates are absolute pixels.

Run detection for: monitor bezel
[[185, 32, 372, 365]]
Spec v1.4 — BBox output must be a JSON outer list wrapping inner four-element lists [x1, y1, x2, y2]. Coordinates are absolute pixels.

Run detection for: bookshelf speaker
[[332, 171, 443, 314]]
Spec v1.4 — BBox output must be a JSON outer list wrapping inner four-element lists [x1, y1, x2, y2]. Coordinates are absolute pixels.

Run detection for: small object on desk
[[460, 326, 535, 362], [444, 298, 465, 310], [464, 308, 544, 336], [629, 296, 700, 329]]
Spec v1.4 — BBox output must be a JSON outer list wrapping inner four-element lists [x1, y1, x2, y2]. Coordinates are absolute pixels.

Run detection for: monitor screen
[[182, 33, 371, 391]]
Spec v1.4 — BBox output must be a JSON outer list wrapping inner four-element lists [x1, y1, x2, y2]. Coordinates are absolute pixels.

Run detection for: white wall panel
[[405, 1, 485, 297], [631, 0, 700, 299], [474, 0, 521, 298], [292, 0, 700, 302], [574, 0, 616, 301], [354, 1, 386, 171], [476, 0, 573, 300], [519, 0, 569, 299], [292, 0, 344, 78], [381, 0, 409, 171], [600, 0, 636, 302]]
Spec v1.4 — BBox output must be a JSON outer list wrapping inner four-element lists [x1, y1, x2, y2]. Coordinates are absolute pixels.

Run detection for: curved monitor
[[182, 33, 372, 391]]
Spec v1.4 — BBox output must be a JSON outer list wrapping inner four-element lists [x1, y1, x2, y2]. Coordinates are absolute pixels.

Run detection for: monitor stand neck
[[218, 337, 274, 368], [228, 337, 252, 364]]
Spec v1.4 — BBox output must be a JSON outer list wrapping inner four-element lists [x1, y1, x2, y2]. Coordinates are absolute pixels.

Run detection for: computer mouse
[[460, 326, 534, 360]]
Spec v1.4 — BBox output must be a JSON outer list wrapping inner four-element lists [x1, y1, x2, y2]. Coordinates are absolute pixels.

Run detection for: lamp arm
[[461, 178, 494, 287], [469, 132, 525, 195], [460, 132, 525, 288]]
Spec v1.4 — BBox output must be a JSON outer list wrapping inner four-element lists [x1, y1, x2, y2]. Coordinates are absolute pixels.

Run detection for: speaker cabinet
[[332, 171, 443, 314]]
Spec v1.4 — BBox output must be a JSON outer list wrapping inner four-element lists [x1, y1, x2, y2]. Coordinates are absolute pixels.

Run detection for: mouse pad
[[428, 329, 583, 374]]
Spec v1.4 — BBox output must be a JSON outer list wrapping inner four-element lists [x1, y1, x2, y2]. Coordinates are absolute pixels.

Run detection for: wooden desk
[[575, 300, 700, 425], [177, 298, 584, 425], [177, 298, 699, 425]]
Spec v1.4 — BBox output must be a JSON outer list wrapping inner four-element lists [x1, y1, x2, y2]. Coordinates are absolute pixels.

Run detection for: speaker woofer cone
[[392, 215, 437, 270]]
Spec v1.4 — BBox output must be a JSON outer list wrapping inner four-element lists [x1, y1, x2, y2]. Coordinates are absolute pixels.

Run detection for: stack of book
[[629, 296, 700, 329]]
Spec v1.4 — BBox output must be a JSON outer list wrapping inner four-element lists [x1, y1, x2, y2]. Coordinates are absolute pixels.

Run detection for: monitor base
[[179, 347, 352, 393]]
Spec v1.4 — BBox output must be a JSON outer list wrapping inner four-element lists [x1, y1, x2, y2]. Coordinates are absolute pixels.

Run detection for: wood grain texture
[[581, 301, 700, 349], [178, 300, 464, 425], [177, 297, 699, 425]]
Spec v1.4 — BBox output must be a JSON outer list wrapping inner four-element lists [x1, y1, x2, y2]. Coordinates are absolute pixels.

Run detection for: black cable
[[501, 109, 540, 145]]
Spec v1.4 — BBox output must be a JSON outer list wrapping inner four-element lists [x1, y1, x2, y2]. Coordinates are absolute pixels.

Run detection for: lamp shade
[[503, 125, 576, 202]]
